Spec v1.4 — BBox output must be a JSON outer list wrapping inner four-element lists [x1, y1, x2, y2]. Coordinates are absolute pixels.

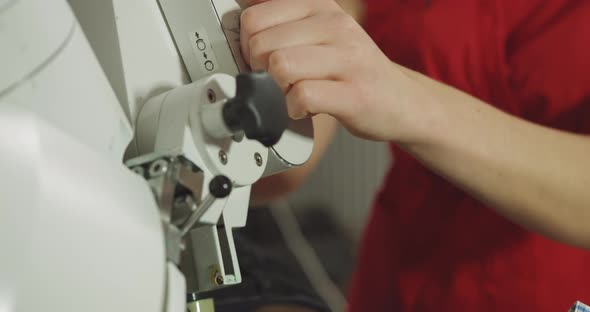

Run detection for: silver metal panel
[[158, 0, 244, 81]]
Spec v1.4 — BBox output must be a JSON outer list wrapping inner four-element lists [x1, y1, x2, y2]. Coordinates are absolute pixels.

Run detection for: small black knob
[[222, 72, 289, 147], [209, 175, 232, 198]]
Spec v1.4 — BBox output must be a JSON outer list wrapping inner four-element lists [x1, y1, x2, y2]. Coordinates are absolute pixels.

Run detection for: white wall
[[287, 126, 391, 241]]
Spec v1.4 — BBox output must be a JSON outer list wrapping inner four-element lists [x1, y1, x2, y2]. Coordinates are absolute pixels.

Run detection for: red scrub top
[[348, 1, 590, 311]]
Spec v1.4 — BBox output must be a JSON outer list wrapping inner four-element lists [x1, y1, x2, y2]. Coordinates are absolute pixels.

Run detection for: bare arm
[[241, 0, 590, 246], [397, 67, 590, 248]]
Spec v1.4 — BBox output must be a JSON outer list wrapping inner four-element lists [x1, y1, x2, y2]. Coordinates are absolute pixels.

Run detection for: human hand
[[240, 0, 426, 142]]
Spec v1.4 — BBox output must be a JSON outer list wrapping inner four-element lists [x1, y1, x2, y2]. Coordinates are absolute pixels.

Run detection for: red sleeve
[[500, 0, 590, 130], [361, 0, 397, 53]]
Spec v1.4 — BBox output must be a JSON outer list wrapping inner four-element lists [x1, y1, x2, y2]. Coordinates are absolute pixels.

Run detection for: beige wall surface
[[288, 127, 391, 241]]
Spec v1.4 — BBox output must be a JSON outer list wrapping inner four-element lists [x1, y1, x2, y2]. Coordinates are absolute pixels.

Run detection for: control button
[[205, 60, 214, 71], [196, 39, 206, 51]]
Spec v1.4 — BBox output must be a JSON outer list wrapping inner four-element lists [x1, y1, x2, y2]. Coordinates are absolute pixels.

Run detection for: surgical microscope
[[0, 0, 314, 311]]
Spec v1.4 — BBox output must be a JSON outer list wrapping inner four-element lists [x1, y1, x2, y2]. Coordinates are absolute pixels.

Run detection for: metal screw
[[254, 152, 263, 167], [149, 159, 169, 177], [207, 89, 216, 103], [218, 150, 228, 165], [214, 272, 224, 286]]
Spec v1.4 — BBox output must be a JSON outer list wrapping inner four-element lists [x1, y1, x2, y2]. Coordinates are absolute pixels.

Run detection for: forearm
[[400, 67, 590, 247], [250, 171, 300, 207]]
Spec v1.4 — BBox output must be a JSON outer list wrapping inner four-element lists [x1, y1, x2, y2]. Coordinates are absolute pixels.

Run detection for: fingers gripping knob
[[222, 72, 289, 147]]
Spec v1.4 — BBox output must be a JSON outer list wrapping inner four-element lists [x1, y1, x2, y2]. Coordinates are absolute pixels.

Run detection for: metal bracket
[[128, 155, 204, 264], [127, 153, 242, 295]]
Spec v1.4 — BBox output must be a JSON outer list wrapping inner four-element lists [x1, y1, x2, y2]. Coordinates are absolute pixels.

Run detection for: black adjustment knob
[[222, 71, 289, 147], [209, 175, 232, 198]]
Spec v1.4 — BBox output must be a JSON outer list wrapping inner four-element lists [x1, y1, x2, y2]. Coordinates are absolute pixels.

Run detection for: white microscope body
[[0, 0, 313, 311]]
